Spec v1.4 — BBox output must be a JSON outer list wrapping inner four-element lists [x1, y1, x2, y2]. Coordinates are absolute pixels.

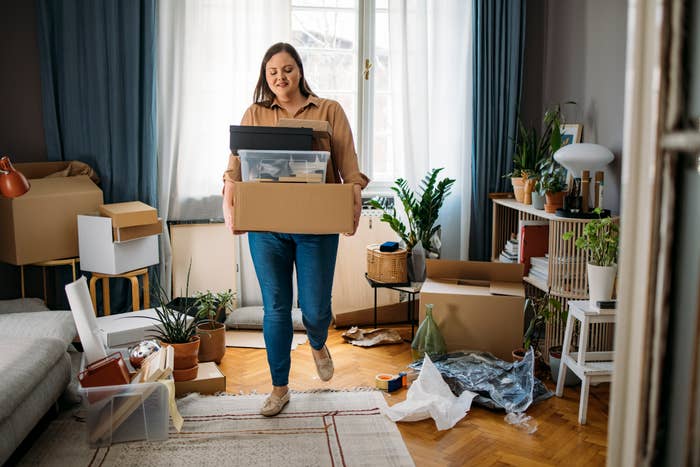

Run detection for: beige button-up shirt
[[223, 95, 369, 188]]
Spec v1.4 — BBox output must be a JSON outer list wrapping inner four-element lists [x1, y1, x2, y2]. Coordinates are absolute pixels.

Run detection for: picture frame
[[560, 124, 583, 146]]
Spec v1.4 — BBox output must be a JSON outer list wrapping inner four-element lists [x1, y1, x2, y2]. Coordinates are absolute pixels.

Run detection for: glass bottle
[[411, 303, 447, 360]]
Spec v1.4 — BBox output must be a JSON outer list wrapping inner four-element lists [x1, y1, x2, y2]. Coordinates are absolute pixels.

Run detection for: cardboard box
[[174, 362, 226, 396], [96, 308, 193, 348], [233, 182, 353, 234], [99, 201, 158, 228], [277, 119, 332, 153], [0, 170, 103, 265], [419, 260, 525, 361], [78, 214, 159, 274], [113, 218, 162, 242]]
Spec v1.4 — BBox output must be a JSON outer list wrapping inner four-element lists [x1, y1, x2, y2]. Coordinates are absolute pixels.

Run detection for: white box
[[78, 214, 159, 274], [96, 308, 193, 348]]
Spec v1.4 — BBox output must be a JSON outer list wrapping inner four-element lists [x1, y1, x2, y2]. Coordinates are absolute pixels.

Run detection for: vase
[[531, 191, 545, 210], [587, 263, 617, 303], [197, 322, 226, 364], [163, 336, 200, 382], [511, 177, 525, 203], [411, 304, 447, 360], [544, 191, 565, 213], [522, 176, 537, 205], [407, 243, 426, 282]]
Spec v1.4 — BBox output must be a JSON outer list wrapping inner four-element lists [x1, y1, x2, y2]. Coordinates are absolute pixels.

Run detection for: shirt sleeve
[[222, 107, 254, 184], [328, 101, 370, 188]]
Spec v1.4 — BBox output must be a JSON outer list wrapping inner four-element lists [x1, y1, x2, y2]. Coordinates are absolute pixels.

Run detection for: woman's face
[[265, 52, 302, 101]]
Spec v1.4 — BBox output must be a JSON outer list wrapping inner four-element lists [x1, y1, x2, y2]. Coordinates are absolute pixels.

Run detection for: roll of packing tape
[[375, 373, 394, 391]]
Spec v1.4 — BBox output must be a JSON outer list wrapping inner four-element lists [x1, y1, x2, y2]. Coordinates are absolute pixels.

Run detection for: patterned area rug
[[18, 390, 414, 467]]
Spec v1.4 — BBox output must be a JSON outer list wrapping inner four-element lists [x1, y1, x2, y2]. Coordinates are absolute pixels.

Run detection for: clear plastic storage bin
[[239, 150, 330, 183], [79, 351, 170, 447]]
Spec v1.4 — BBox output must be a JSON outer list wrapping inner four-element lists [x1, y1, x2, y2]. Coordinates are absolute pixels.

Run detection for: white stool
[[555, 299, 616, 424]]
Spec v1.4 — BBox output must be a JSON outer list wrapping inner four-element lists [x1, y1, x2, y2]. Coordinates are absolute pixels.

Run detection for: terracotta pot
[[0, 156, 30, 198], [522, 176, 537, 205], [544, 191, 566, 213], [197, 322, 226, 364], [511, 177, 525, 203], [163, 336, 200, 381]]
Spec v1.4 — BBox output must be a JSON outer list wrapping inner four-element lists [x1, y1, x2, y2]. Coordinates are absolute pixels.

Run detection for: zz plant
[[369, 168, 455, 255]]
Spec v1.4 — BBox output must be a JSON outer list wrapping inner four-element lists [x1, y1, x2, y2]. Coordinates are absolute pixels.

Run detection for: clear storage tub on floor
[[239, 150, 330, 183]]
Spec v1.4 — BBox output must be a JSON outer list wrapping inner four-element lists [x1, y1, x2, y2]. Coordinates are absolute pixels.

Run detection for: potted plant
[[194, 289, 236, 364], [512, 290, 563, 380], [369, 168, 455, 282], [148, 274, 201, 382], [538, 162, 568, 213], [563, 208, 620, 302]]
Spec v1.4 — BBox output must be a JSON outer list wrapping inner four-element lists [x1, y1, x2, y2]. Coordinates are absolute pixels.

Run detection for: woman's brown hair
[[253, 42, 315, 107]]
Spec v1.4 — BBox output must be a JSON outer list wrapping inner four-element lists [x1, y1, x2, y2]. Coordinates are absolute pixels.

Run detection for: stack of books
[[528, 255, 549, 283], [498, 234, 519, 263]]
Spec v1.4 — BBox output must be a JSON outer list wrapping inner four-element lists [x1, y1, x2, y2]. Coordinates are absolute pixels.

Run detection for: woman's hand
[[344, 184, 362, 236]]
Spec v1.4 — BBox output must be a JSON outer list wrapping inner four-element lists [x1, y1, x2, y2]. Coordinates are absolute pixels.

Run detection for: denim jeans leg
[[294, 234, 339, 351], [248, 232, 295, 387]]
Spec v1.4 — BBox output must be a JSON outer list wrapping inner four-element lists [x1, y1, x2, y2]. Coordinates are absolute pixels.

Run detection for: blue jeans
[[248, 232, 339, 387]]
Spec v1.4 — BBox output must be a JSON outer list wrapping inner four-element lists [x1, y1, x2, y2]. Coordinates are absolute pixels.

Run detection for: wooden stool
[[21, 257, 80, 303], [88, 268, 150, 316]]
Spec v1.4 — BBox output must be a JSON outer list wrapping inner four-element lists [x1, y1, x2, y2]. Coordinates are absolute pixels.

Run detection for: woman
[[222, 43, 369, 416]]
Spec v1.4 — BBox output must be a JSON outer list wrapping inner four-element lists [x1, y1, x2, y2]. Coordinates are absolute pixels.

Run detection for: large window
[[291, 0, 394, 183]]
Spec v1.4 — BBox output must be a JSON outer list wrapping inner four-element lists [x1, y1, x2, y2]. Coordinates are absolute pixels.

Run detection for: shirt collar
[[271, 95, 320, 110]]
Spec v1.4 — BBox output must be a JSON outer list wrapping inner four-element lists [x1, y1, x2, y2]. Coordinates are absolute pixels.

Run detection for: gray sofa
[[0, 298, 77, 464]]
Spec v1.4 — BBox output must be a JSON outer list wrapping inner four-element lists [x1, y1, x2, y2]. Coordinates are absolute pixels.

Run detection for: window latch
[[364, 58, 373, 80]]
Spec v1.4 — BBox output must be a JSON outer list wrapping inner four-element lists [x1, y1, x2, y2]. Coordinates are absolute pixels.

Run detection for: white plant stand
[[555, 299, 616, 424]]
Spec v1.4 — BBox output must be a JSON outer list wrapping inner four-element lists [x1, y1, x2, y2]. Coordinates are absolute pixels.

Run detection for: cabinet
[[490, 194, 617, 353]]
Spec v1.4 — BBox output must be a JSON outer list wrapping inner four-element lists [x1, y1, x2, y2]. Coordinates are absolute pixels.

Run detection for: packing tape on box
[[375, 373, 405, 392]]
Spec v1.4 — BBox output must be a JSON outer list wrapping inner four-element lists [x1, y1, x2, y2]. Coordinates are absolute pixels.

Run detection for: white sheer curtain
[[157, 1, 289, 292], [388, 0, 472, 260]]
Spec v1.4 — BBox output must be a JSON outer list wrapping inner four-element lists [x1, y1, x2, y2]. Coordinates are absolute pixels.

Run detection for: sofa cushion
[[0, 310, 76, 347], [0, 337, 68, 423], [0, 298, 49, 315]]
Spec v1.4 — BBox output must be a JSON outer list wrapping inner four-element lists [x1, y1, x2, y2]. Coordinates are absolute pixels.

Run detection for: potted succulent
[[369, 168, 455, 282], [563, 208, 620, 302], [512, 290, 563, 380], [194, 289, 236, 364]]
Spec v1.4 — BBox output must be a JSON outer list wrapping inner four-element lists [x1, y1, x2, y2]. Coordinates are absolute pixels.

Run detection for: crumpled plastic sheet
[[409, 349, 553, 413]]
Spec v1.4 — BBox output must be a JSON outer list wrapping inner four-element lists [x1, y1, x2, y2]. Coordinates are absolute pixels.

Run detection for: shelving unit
[[490, 193, 617, 355]]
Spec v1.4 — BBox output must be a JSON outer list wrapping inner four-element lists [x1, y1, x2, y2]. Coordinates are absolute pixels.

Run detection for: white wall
[[539, 0, 628, 214]]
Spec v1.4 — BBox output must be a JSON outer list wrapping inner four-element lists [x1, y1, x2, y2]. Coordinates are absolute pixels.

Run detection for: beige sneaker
[[313, 345, 334, 382], [260, 391, 290, 417]]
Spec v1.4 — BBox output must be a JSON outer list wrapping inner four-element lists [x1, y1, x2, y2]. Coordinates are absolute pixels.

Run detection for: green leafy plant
[[369, 168, 455, 254], [149, 268, 200, 344], [194, 289, 236, 329], [537, 164, 568, 195], [522, 291, 564, 352], [562, 208, 619, 266]]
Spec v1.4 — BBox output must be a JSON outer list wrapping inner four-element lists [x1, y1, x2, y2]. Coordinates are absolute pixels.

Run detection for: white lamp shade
[[553, 143, 614, 179]]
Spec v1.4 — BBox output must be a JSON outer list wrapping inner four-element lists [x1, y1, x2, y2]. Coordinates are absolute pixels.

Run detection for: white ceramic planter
[[587, 263, 617, 302]]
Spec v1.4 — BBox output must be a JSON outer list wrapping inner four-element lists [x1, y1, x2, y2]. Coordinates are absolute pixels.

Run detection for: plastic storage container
[[239, 150, 330, 183], [79, 351, 170, 447]]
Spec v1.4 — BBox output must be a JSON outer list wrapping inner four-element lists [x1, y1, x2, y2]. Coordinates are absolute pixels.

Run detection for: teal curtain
[[36, 0, 157, 314], [469, 0, 526, 260], [36, 0, 157, 206]]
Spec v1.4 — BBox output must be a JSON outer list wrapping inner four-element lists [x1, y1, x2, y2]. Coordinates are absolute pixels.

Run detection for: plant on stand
[[194, 289, 236, 364], [563, 208, 620, 302], [369, 168, 455, 282]]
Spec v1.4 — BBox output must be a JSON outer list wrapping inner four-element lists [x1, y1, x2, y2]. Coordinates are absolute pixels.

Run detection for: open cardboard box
[[419, 259, 525, 361], [0, 161, 103, 265], [233, 182, 353, 234]]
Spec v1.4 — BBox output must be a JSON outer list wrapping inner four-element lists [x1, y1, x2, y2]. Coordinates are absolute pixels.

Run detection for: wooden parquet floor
[[219, 326, 609, 467]]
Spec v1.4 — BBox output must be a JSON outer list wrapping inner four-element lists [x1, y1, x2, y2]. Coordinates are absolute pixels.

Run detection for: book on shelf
[[530, 255, 549, 270], [499, 251, 517, 263], [518, 221, 549, 275]]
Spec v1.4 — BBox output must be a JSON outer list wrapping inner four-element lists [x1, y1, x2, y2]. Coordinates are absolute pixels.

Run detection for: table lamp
[[0, 156, 30, 198], [553, 143, 614, 218]]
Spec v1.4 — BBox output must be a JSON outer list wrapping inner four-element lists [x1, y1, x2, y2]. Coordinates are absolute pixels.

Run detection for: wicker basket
[[366, 244, 408, 284]]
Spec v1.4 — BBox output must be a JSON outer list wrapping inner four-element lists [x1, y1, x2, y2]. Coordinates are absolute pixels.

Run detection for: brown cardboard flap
[[420, 278, 493, 297], [490, 281, 526, 297], [426, 259, 524, 282], [113, 218, 162, 242], [99, 201, 158, 228]]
